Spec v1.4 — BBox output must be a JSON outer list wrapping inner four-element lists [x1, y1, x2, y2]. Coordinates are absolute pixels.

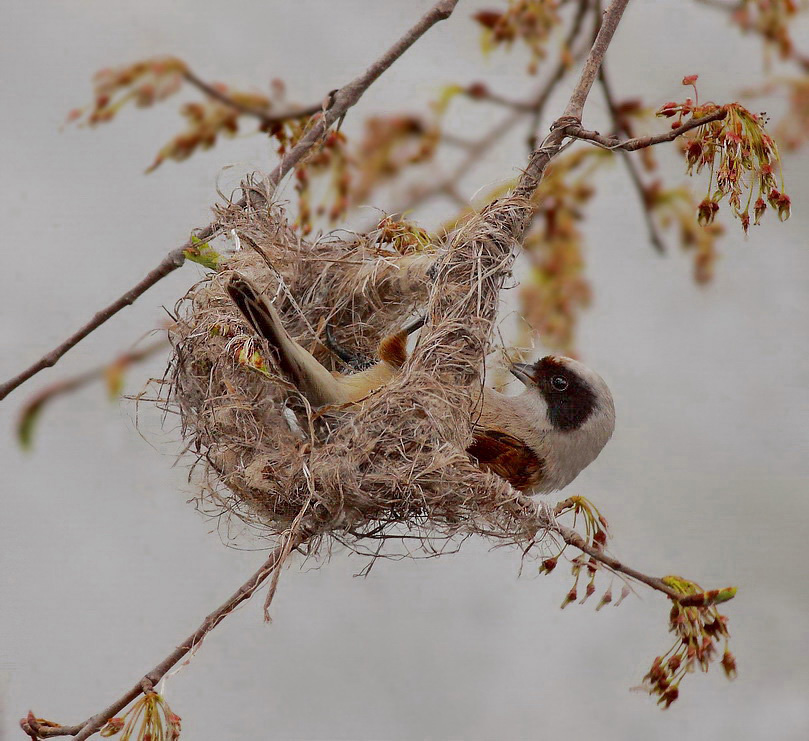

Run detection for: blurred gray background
[[2, 1, 808, 739]]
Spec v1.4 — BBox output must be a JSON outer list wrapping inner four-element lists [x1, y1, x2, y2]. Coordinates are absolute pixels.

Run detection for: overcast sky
[[2, 2, 808, 740]]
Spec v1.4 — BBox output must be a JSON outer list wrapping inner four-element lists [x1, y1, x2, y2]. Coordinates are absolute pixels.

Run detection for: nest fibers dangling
[[168, 197, 548, 557]]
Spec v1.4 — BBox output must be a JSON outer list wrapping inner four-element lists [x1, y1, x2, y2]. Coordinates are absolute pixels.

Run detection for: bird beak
[[509, 363, 534, 386]]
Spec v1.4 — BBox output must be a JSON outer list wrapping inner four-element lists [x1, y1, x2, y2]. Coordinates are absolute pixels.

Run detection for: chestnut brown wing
[[467, 427, 545, 492]]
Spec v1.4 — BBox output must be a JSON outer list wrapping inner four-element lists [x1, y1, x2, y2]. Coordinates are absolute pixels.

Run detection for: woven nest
[[168, 197, 547, 557]]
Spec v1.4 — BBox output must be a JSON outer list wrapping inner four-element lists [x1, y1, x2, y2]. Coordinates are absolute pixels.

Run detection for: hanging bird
[[225, 273, 615, 494]]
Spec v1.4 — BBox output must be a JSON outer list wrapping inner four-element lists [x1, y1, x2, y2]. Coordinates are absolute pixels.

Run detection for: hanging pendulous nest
[[167, 194, 547, 558]]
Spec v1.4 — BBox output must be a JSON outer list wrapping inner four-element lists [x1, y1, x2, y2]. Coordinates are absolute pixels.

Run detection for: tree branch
[[16, 338, 169, 448], [463, 86, 536, 112], [264, 0, 459, 190], [569, 106, 728, 151], [526, 0, 594, 149], [547, 513, 682, 599], [181, 69, 321, 125], [562, 0, 631, 121], [21, 536, 306, 740], [515, 0, 632, 199], [400, 0, 595, 214], [0, 249, 188, 402], [554, 522, 690, 598], [0, 0, 459, 402], [616, 145, 667, 253]]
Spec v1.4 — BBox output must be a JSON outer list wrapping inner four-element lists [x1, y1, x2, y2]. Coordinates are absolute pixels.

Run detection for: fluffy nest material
[[168, 197, 548, 557]]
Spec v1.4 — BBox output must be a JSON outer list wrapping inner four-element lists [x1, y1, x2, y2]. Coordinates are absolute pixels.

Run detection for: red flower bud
[[473, 10, 502, 29], [540, 557, 558, 574], [658, 102, 679, 118], [721, 650, 738, 679], [776, 193, 791, 221], [697, 198, 719, 226], [661, 686, 679, 708], [685, 140, 702, 168], [466, 82, 489, 99], [561, 587, 577, 609], [753, 197, 767, 225]]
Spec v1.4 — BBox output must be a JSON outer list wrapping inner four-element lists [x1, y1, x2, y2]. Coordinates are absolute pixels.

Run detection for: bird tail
[[225, 274, 340, 406], [377, 315, 425, 369]]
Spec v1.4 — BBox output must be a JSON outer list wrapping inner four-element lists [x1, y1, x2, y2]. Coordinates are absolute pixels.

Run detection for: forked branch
[[570, 106, 728, 151], [181, 68, 321, 126], [0, 0, 460, 403], [18, 0, 742, 734], [516, 0, 632, 199]]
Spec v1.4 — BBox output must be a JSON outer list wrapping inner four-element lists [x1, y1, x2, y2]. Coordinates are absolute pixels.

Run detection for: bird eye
[[551, 375, 568, 391]]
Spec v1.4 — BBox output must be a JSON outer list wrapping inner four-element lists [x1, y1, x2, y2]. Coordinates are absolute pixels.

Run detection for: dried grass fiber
[[168, 197, 547, 557]]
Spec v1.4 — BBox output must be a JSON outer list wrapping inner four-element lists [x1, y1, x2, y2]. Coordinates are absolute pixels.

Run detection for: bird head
[[509, 355, 615, 491]]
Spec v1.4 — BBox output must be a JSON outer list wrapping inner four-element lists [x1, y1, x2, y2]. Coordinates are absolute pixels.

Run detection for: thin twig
[[562, 0, 631, 120], [617, 144, 667, 253], [16, 338, 169, 447], [0, 0, 459, 402], [598, 65, 666, 253], [403, 107, 526, 211], [0, 248, 188, 402], [569, 106, 728, 151], [550, 520, 683, 599], [401, 0, 594, 214], [464, 86, 536, 112], [181, 69, 321, 126], [526, 0, 594, 149], [21, 536, 306, 740], [515, 0, 633, 199], [264, 0, 460, 190], [546, 499, 679, 598]]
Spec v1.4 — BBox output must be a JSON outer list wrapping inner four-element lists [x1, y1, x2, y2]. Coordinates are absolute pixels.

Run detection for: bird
[[225, 273, 419, 408], [225, 273, 615, 494]]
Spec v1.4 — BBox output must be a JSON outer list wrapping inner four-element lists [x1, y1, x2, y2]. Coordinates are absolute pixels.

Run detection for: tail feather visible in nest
[[167, 198, 562, 552]]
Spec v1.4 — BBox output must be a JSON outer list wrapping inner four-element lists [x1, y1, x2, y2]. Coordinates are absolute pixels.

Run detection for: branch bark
[[263, 0, 459, 190], [515, 0, 632, 200], [0, 0, 460, 403], [21, 536, 306, 740], [401, 0, 594, 214], [0, 249, 188, 402], [562, 0, 631, 121], [181, 69, 321, 125], [569, 106, 728, 151]]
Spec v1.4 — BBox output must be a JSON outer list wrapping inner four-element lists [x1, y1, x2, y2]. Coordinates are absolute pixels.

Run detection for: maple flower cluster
[[658, 76, 790, 233], [70, 56, 285, 173], [74, 57, 187, 125], [100, 691, 181, 741], [643, 576, 737, 708], [473, 0, 561, 74], [732, 0, 802, 59]]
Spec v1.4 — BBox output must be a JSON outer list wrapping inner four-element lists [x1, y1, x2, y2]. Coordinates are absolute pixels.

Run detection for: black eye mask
[[532, 357, 597, 431]]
